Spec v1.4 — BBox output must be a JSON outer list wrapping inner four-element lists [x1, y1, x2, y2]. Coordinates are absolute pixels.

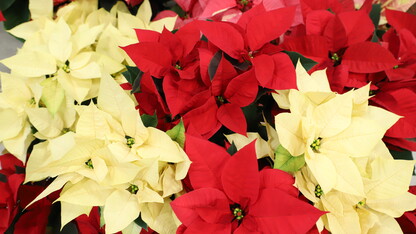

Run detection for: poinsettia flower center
[[85, 159, 94, 169], [310, 137, 322, 152], [236, 0, 253, 12], [62, 60, 70, 73], [125, 136, 135, 148], [356, 199, 366, 208], [175, 63, 182, 70], [314, 184, 323, 198], [230, 204, 245, 222], [127, 184, 139, 194], [216, 96, 226, 104]]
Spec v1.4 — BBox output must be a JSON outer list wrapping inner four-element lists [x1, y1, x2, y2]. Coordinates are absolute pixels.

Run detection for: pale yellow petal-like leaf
[[0, 108, 24, 141], [71, 62, 101, 79], [29, 0, 53, 19], [366, 158, 415, 200], [367, 192, 416, 217], [138, 186, 164, 203], [352, 83, 370, 116], [1, 50, 57, 77], [161, 166, 183, 197], [41, 78, 65, 115], [225, 133, 271, 158], [25, 141, 51, 182], [305, 153, 337, 193], [26, 108, 64, 138], [71, 24, 104, 55], [75, 104, 112, 139], [357, 208, 379, 234], [149, 17, 177, 32], [365, 106, 401, 133], [274, 113, 305, 157], [57, 70, 91, 103], [47, 132, 76, 161], [136, 0, 152, 23], [7, 18, 48, 40], [326, 154, 365, 197], [118, 11, 146, 38], [296, 60, 331, 92], [323, 117, 385, 157], [313, 92, 353, 138], [122, 222, 142, 234], [104, 189, 141, 234], [138, 127, 186, 163], [48, 19, 73, 62], [58, 179, 113, 206], [141, 200, 179, 234], [26, 173, 74, 208], [60, 202, 91, 229], [367, 213, 402, 234], [97, 71, 136, 121], [0, 72, 33, 106], [175, 159, 191, 181], [3, 122, 34, 163], [136, 157, 160, 187], [272, 90, 290, 109]]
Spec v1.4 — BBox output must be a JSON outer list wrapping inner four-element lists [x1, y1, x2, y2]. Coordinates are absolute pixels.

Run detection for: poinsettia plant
[[0, 0, 416, 233]]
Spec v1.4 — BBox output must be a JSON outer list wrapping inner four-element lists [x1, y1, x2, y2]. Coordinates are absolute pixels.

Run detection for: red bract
[[0, 11, 5, 22], [197, 5, 297, 90], [0, 154, 54, 234], [171, 136, 325, 233], [75, 207, 122, 234], [397, 186, 416, 233], [124, 0, 143, 7]]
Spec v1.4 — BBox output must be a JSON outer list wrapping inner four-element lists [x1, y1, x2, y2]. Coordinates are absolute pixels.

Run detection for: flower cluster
[[0, 0, 415, 233]]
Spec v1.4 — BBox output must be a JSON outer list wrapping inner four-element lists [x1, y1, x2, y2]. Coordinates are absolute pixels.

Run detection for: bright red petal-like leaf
[[224, 69, 258, 107], [14, 207, 51, 234], [134, 29, 160, 42], [198, 0, 236, 19], [386, 68, 415, 81], [171, 188, 231, 226], [159, 28, 185, 62], [250, 188, 325, 234], [281, 35, 329, 64], [268, 53, 297, 90], [246, 6, 296, 51], [0, 154, 23, 172], [259, 169, 298, 197], [300, 0, 354, 16], [182, 218, 232, 234], [221, 141, 259, 207], [386, 9, 416, 37], [305, 10, 334, 36], [199, 48, 216, 87], [237, 4, 266, 30], [342, 41, 398, 73], [253, 54, 274, 87], [122, 42, 173, 78], [323, 15, 348, 52], [217, 103, 247, 136], [197, 21, 245, 59], [185, 134, 230, 190], [175, 21, 202, 56], [338, 10, 374, 47], [383, 137, 416, 151], [183, 97, 221, 139], [210, 54, 238, 96], [0, 11, 5, 22], [163, 73, 206, 116]]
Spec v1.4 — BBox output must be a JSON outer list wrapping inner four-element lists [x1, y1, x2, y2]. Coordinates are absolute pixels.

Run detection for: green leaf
[[273, 144, 305, 173], [166, 120, 185, 148], [2, 0, 30, 30], [283, 51, 318, 71], [0, 0, 15, 11], [369, 4, 381, 28], [133, 214, 148, 231], [227, 141, 237, 156], [140, 113, 158, 128], [389, 149, 414, 160], [122, 65, 143, 94]]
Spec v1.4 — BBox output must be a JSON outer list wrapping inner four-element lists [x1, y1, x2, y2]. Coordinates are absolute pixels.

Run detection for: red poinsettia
[[0, 154, 55, 234], [171, 135, 325, 233], [397, 186, 416, 233], [124, 0, 143, 7], [197, 5, 297, 90], [0, 11, 5, 22]]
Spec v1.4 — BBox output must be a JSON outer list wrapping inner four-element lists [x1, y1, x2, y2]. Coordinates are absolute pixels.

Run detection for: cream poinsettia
[[25, 72, 190, 233], [274, 62, 400, 196], [295, 141, 416, 234]]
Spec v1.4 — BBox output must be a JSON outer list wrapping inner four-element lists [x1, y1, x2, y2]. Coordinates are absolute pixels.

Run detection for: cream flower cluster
[[275, 62, 416, 233], [0, 0, 187, 233]]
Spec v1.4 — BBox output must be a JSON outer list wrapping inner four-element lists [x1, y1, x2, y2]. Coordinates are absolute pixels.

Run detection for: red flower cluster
[[123, 4, 298, 138], [0, 154, 55, 233], [0, 11, 5, 22], [171, 136, 324, 233]]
